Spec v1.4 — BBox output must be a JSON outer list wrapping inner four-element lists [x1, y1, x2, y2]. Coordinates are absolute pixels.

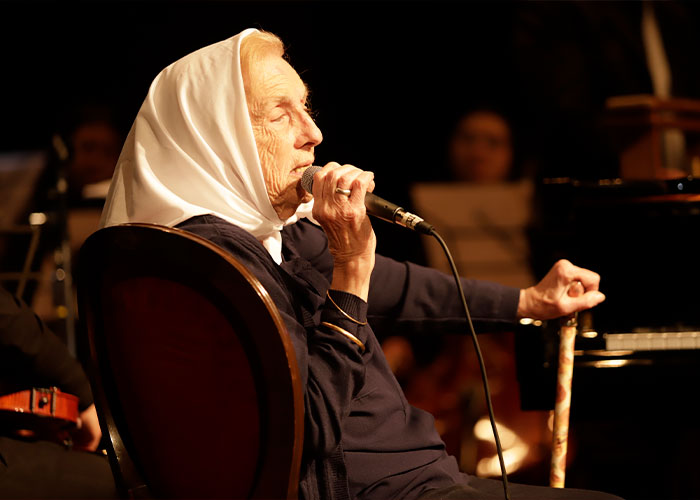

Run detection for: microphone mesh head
[[301, 165, 322, 194]]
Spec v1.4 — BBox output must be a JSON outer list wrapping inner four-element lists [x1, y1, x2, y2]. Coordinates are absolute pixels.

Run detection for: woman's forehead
[[253, 56, 308, 104]]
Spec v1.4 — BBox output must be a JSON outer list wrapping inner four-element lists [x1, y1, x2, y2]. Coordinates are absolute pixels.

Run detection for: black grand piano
[[516, 176, 700, 500]]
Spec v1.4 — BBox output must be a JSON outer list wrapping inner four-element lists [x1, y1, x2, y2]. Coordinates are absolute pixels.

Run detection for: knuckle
[[544, 295, 558, 307], [327, 170, 341, 184], [338, 206, 356, 221], [315, 170, 330, 185], [555, 259, 571, 273]]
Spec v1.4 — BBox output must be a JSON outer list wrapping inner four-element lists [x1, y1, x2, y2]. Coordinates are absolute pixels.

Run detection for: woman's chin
[[272, 190, 313, 220], [295, 182, 313, 203]]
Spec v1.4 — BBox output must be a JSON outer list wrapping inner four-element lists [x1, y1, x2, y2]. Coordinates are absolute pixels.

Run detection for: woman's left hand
[[517, 259, 606, 319]]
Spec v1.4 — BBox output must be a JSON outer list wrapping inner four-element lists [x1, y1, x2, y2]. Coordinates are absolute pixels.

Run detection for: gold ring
[[335, 188, 352, 196]]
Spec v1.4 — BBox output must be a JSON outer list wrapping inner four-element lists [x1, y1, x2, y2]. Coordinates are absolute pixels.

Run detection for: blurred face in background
[[69, 120, 121, 189], [448, 110, 513, 183]]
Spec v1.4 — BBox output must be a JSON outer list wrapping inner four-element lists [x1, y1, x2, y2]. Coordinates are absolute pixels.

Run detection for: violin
[[0, 387, 79, 444]]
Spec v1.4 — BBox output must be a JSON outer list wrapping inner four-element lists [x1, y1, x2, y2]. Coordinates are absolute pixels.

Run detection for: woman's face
[[244, 54, 323, 219]]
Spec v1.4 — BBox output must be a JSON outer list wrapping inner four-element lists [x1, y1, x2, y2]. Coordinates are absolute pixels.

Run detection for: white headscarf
[[100, 28, 313, 264]]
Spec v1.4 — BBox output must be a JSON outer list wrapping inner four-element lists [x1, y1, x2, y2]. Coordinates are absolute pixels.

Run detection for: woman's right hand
[[311, 162, 376, 301]]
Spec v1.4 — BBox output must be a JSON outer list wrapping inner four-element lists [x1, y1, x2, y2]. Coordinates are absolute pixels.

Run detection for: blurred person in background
[[0, 285, 115, 498], [65, 107, 122, 204], [31, 106, 121, 337], [447, 108, 516, 184], [389, 106, 550, 483]]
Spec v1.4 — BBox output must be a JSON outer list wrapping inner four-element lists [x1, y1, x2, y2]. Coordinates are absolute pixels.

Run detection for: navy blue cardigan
[[178, 215, 520, 500]]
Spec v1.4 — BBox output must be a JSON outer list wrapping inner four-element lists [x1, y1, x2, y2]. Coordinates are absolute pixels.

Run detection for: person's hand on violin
[[71, 403, 102, 452], [517, 259, 606, 320]]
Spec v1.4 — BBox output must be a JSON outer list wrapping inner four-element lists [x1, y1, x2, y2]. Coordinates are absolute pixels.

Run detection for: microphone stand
[[51, 134, 77, 357]]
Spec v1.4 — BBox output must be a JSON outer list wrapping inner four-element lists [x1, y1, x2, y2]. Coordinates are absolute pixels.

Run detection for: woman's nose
[[299, 114, 323, 149]]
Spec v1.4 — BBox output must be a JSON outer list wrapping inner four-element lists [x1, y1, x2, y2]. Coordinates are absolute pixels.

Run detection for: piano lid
[[532, 176, 700, 335]]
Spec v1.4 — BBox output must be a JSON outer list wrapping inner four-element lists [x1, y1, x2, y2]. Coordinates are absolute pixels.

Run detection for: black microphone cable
[[302, 165, 510, 498], [428, 227, 512, 500]]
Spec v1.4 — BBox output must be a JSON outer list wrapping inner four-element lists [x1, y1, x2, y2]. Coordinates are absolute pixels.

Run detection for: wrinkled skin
[[244, 54, 321, 220], [244, 54, 376, 299], [243, 53, 603, 315]]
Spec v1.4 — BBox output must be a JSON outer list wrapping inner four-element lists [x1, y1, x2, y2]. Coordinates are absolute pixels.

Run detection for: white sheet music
[[410, 180, 535, 289]]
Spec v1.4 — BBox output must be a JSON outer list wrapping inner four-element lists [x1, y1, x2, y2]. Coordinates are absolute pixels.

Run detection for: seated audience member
[[99, 29, 618, 499], [0, 286, 115, 499]]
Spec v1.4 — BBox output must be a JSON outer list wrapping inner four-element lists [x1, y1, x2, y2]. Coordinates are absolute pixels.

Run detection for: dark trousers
[[419, 477, 624, 500], [0, 436, 117, 499]]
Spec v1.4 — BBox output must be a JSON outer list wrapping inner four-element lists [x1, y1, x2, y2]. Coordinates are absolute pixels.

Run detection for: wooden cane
[[549, 281, 584, 488]]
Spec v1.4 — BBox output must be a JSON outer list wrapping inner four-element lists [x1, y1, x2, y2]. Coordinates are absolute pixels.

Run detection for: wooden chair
[[77, 223, 303, 499]]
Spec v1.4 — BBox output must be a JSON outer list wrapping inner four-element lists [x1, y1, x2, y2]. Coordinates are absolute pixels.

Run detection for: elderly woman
[[100, 29, 617, 500]]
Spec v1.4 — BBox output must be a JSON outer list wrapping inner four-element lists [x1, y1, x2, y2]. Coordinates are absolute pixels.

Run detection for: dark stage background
[[3, 0, 700, 261], [3, 2, 700, 499], [0, 1, 622, 258], [3, 0, 700, 259]]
